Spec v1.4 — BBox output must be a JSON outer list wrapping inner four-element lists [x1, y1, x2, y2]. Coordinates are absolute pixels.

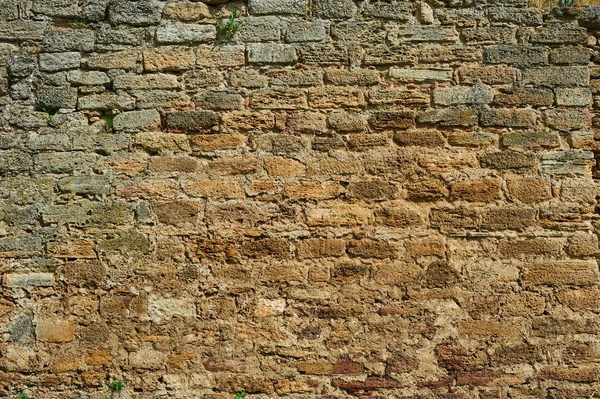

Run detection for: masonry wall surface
[[2, 0, 600, 398]]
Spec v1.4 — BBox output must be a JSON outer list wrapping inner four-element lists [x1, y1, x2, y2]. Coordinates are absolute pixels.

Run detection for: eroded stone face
[[1, 1, 600, 398]]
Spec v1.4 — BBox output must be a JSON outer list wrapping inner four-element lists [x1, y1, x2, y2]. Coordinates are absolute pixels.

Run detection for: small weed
[[213, 11, 242, 40], [189, 38, 200, 46], [73, 19, 85, 28], [559, 0, 577, 6], [18, 393, 29, 399], [234, 392, 247, 399], [107, 379, 124, 399], [101, 114, 115, 130], [41, 107, 58, 116]]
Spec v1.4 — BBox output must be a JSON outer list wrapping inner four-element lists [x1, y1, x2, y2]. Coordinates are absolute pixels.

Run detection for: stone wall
[[2, 0, 600, 397]]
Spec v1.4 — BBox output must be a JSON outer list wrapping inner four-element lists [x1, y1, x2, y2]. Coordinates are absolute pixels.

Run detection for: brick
[[0, 20, 47, 41], [545, 109, 591, 131], [109, 0, 163, 26], [143, 46, 195, 72], [487, 7, 542, 26], [88, 50, 140, 70], [285, 20, 328, 42], [4, 273, 55, 288], [523, 66, 589, 87], [163, 0, 211, 21], [43, 29, 95, 52], [418, 107, 478, 127], [504, 131, 560, 150], [196, 45, 245, 67], [264, 156, 305, 177], [242, 238, 290, 258], [493, 87, 554, 107], [250, 88, 307, 109], [347, 133, 389, 150], [297, 239, 345, 259], [480, 108, 536, 128], [325, 68, 380, 86], [134, 132, 190, 154], [183, 179, 245, 199], [568, 232, 598, 257], [113, 73, 180, 90], [461, 26, 515, 45], [346, 180, 398, 201], [248, 43, 298, 64], [394, 130, 445, 148], [249, 0, 308, 15], [448, 132, 497, 147], [152, 200, 202, 225], [555, 88, 593, 107], [39, 52, 81, 72], [284, 181, 340, 200], [506, 176, 552, 203], [479, 151, 537, 171], [207, 157, 260, 175], [450, 178, 502, 202], [369, 110, 415, 129], [287, 111, 326, 133], [86, 349, 112, 366], [306, 204, 372, 227], [156, 23, 215, 44], [458, 66, 518, 85], [368, 88, 429, 107], [530, 25, 588, 44], [309, 86, 365, 108], [433, 85, 493, 106], [557, 288, 600, 311], [374, 202, 425, 228], [36, 319, 74, 343], [148, 156, 199, 172], [389, 68, 452, 83], [484, 45, 547, 66], [541, 151, 594, 176], [113, 110, 161, 132], [327, 110, 366, 132], [498, 238, 563, 258], [190, 135, 245, 152], [523, 260, 599, 286], [481, 207, 536, 231]]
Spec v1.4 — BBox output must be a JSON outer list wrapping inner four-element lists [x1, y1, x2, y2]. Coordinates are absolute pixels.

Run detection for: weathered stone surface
[[249, 0, 308, 15], [43, 29, 95, 52], [113, 110, 162, 132], [248, 43, 298, 64], [156, 24, 216, 44], [109, 0, 164, 26], [2, 4, 600, 398], [39, 52, 81, 71]]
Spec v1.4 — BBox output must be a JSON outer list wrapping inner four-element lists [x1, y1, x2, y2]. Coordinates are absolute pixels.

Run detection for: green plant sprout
[[101, 114, 115, 130], [234, 392, 247, 399], [107, 379, 124, 398], [73, 19, 85, 28], [18, 393, 29, 399], [213, 11, 242, 40], [559, 0, 576, 5]]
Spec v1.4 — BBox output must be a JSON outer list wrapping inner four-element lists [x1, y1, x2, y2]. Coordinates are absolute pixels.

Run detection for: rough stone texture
[[1, 2, 600, 399]]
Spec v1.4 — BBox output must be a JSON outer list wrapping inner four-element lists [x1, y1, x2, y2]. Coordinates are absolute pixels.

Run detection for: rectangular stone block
[[484, 45, 547, 66], [523, 66, 589, 87], [155, 23, 216, 44], [523, 260, 599, 286], [39, 52, 81, 72], [249, 0, 308, 15], [248, 43, 298, 64]]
